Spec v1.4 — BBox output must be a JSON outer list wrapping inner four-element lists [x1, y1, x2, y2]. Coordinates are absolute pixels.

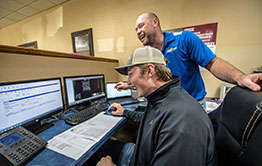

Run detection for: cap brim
[[115, 62, 139, 75], [114, 65, 130, 75]]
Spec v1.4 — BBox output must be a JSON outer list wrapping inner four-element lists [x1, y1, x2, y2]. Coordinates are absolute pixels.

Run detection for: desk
[[25, 104, 139, 166]]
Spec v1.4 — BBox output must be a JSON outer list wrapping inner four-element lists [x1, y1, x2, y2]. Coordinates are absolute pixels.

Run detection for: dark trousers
[[84, 139, 126, 166]]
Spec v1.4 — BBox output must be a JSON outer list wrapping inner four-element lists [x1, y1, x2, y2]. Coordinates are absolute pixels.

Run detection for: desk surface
[[25, 104, 139, 166]]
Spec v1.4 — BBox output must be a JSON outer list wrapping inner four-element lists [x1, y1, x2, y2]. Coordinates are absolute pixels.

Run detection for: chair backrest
[[209, 86, 262, 166]]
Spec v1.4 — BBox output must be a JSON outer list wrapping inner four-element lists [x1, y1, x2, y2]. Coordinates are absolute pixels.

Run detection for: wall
[[0, 0, 261, 97], [0, 52, 119, 84]]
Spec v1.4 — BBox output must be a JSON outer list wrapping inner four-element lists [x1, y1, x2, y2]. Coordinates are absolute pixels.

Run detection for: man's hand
[[96, 156, 116, 166], [206, 57, 262, 91], [109, 103, 125, 116], [237, 73, 262, 91], [115, 82, 136, 91]]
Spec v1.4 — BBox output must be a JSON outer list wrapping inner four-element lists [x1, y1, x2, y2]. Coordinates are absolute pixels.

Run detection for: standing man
[[96, 46, 216, 166], [117, 13, 262, 107]]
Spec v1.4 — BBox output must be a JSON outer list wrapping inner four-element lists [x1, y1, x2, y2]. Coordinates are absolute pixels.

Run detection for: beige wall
[[0, 0, 261, 97], [0, 52, 119, 83]]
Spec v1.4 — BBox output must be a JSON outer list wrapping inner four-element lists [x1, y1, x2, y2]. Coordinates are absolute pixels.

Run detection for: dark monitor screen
[[63, 74, 105, 108], [0, 78, 64, 134]]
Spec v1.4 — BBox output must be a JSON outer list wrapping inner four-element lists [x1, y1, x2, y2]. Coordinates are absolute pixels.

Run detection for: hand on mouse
[[108, 103, 124, 116], [108, 107, 117, 112]]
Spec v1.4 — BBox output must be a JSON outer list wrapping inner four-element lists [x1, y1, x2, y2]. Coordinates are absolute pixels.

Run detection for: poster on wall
[[166, 22, 218, 53]]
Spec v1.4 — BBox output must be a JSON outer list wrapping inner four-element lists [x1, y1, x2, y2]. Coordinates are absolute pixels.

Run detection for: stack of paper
[[47, 112, 123, 160]]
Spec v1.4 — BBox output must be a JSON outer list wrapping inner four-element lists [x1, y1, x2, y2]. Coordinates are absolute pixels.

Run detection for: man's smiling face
[[135, 14, 156, 46]]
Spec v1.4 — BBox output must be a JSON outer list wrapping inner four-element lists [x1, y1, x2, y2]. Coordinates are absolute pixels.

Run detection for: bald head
[[146, 13, 160, 26]]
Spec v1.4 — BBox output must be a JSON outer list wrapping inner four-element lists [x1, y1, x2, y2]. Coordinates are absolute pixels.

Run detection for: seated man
[[97, 46, 216, 166]]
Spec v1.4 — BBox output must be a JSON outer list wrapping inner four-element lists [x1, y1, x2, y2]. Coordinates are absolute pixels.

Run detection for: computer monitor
[[106, 82, 132, 99], [0, 78, 64, 134], [63, 74, 106, 108]]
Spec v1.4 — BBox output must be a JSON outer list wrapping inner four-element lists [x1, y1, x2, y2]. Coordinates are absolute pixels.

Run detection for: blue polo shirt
[[161, 31, 216, 100]]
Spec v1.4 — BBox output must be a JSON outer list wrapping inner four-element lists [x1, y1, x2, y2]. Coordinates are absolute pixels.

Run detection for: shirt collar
[[146, 76, 180, 104], [162, 32, 175, 52]]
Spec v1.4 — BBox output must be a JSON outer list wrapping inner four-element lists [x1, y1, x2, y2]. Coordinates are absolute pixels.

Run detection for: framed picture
[[71, 28, 94, 56], [17, 41, 38, 48]]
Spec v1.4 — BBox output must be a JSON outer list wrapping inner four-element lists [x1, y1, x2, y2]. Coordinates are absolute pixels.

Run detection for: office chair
[[209, 86, 262, 166]]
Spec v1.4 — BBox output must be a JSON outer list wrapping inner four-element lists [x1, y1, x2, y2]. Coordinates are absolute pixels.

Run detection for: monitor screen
[[0, 78, 64, 134], [106, 82, 132, 99], [64, 74, 105, 108]]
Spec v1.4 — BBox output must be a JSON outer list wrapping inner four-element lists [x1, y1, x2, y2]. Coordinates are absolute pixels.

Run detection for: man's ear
[[152, 17, 159, 27], [147, 64, 155, 78]]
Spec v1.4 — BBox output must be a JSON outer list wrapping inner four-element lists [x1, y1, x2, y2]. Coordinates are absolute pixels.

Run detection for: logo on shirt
[[149, 120, 154, 126], [166, 47, 177, 53]]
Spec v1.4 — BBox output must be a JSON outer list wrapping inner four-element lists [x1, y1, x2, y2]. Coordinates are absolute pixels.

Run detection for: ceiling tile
[[0, 17, 16, 25], [30, 0, 56, 11], [17, 6, 39, 16], [0, 0, 24, 11], [0, 7, 12, 18], [0, 0, 71, 29], [7, 12, 26, 21], [49, 0, 69, 5], [15, 0, 38, 5]]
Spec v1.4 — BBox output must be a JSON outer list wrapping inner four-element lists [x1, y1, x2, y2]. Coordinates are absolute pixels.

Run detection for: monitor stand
[[26, 122, 54, 135], [77, 101, 91, 111]]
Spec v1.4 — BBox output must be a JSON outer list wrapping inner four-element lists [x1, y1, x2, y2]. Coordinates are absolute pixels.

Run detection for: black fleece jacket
[[124, 77, 216, 166]]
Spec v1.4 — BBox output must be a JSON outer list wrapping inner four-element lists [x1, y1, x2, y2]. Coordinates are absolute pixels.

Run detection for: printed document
[[47, 112, 123, 160]]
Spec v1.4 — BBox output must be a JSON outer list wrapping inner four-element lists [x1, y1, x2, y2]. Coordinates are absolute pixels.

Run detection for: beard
[[143, 32, 155, 46]]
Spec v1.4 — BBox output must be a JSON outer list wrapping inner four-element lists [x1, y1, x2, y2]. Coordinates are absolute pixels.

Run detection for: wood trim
[[0, 45, 118, 63]]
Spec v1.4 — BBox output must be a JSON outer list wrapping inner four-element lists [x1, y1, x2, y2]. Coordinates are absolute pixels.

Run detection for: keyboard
[[64, 103, 108, 125], [94, 102, 109, 111]]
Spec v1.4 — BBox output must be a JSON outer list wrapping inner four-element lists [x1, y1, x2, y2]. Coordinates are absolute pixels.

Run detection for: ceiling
[[0, 0, 71, 29]]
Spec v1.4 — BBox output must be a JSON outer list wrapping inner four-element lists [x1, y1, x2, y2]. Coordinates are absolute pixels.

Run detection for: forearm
[[115, 82, 136, 90], [205, 57, 245, 84], [123, 110, 144, 123]]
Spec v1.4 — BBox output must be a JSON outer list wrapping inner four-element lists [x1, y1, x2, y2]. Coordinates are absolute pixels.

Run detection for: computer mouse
[[105, 107, 122, 117], [108, 107, 117, 112]]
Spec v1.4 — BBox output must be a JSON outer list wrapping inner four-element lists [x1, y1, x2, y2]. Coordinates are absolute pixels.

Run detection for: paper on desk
[[76, 112, 123, 141], [47, 134, 96, 160], [58, 112, 123, 142], [47, 112, 123, 160]]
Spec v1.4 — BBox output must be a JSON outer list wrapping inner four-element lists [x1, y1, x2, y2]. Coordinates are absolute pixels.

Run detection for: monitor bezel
[[0, 77, 64, 134], [63, 74, 106, 109]]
